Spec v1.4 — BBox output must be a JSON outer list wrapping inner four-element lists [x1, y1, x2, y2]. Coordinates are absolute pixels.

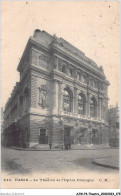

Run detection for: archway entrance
[[92, 129, 99, 144], [64, 127, 71, 149]]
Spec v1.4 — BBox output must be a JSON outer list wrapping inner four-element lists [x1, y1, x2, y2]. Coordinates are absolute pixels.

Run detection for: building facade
[[3, 29, 109, 149], [108, 105, 119, 147]]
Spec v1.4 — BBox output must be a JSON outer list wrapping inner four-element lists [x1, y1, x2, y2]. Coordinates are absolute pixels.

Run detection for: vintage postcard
[[1, 1, 120, 190]]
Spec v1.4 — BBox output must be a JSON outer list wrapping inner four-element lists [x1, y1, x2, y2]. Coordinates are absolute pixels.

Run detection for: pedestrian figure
[[49, 142, 52, 150], [69, 143, 71, 149], [67, 143, 69, 150], [65, 143, 68, 150]]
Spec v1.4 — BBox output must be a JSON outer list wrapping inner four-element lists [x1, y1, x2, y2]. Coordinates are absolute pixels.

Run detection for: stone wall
[[29, 114, 51, 148], [18, 114, 30, 147]]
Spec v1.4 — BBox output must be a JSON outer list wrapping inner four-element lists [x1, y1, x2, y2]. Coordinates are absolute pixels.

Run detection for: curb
[[7, 146, 118, 151], [92, 159, 119, 169], [9, 147, 62, 151]]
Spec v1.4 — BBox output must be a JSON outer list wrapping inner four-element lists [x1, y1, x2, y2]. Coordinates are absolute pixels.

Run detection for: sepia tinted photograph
[[1, 1, 120, 189]]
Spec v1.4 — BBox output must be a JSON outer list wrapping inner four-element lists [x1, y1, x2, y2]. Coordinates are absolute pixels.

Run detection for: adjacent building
[[1, 107, 4, 145], [3, 29, 110, 148], [108, 105, 119, 147]]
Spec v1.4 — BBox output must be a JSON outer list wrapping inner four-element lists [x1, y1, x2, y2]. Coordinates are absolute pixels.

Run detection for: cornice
[[17, 112, 30, 122], [88, 86, 98, 93], [50, 69, 75, 83], [51, 45, 106, 79], [5, 70, 31, 112], [30, 64, 50, 78], [17, 40, 30, 72], [74, 79, 87, 88], [19, 66, 31, 86], [18, 37, 50, 72], [30, 37, 50, 54], [52, 43, 91, 67], [29, 107, 51, 117], [52, 113, 106, 124]]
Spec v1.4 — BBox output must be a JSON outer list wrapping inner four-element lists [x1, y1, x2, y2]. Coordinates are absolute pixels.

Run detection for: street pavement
[[93, 156, 119, 169], [1, 146, 119, 175]]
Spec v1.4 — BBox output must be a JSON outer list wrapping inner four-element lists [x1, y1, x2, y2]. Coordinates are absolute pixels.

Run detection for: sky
[[1, 1, 120, 108]]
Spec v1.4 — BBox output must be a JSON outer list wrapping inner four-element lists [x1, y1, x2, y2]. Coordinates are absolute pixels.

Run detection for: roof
[[17, 29, 104, 74]]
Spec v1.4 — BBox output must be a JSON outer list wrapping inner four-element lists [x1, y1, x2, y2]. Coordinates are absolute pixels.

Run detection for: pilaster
[[87, 92, 90, 117], [74, 88, 78, 115], [101, 99, 103, 120], [54, 56, 59, 70], [52, 80, 59, 115], [58, 81, 63, 113]]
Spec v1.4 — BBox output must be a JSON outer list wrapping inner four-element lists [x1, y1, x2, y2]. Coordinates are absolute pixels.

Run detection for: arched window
[[63, 88, 72, 113], [78, 93, 86, 115], [90, 97, 97, 117]]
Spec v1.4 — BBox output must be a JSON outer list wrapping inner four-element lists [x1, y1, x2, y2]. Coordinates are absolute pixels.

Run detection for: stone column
[[85, 95, 87, 116], [96, 98, 99, 119], [101, 99, 103, 120], [87, 93, 90, 117], [87, 127, 92, 144], [73, 69, 77, 79], [52, 80, 59, 115], [74, 88, 78, 115], [72, 88, 75, 115], [52, 117, 61, 147], [53, 56, 59, 70], [65, 65, 69, 75], [58, 82, 63, 113], [98, 98, 101, 119], [105, 101, 108, 123]]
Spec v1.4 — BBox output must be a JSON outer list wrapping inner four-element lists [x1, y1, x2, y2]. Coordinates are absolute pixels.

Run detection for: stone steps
[[32, 144, 50, 150]]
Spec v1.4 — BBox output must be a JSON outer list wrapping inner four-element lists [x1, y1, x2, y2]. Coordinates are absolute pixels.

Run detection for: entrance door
[[92, 129, 99, 144], [39, 129, 48, 144], [64, 127, 71, 149]]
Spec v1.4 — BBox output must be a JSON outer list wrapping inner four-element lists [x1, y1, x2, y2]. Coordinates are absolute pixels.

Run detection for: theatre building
[[3, 29, 109, 149]]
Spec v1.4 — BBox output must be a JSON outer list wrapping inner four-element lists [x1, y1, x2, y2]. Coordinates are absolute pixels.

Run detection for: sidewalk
[[8, 144, 117, 151], [71, 144, 112, 150], [93, 156, 119, 169], [9, 146, 61, 151]]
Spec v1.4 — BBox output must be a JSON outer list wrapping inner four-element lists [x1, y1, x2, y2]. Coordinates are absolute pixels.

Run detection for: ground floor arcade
[[3, 114, 109, 149]]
